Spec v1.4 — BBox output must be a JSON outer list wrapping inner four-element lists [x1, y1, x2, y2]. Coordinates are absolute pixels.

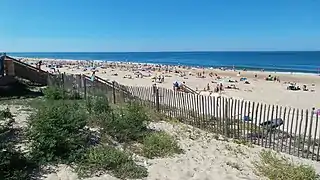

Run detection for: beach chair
[[260, 118, 283, 131]]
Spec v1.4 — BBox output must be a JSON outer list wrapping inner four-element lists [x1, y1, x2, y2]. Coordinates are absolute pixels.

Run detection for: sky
[[1, 0, 320, 52]]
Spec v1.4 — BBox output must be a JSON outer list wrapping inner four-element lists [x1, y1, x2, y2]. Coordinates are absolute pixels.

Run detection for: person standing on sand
[[91, 70, 96, 81], [161, 75, 164, 83], [173, 81, 179, 91], [36, 60, 42, 69], [219, 83, 224, 91]]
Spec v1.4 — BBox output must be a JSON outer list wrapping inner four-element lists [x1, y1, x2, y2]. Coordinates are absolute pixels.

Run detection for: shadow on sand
[[0, 76, 44, 99]]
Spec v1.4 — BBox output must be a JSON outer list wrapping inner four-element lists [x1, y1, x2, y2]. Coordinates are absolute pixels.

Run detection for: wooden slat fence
[[48, 73, 320, 161]]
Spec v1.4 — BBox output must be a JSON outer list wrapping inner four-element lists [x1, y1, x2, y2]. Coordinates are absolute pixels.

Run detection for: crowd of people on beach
[[12, 57, 319, 111]]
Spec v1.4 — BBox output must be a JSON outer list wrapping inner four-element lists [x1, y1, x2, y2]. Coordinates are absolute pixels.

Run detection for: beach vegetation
[[43, 86, 81, 100], [0, 107, 13, 120], [26, 100, 89, 164], [254, 150, 319, 180], [0, 85, 182, 179], [103, 102, 150, 143], [142, 131, 182, 158], [77, 145, 147, 179], [233, 139, 254, 148], [0, 107, 37, 180]]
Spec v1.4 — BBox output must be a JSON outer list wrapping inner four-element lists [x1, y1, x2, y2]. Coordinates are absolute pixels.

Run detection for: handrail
[[3, 55, 48, 74], [184, 84, 199, 95], [82, 74, 131, 94]]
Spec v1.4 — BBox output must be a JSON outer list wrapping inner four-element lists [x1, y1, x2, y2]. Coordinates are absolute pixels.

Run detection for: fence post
[[156, 88, 160, 112], [61, 72, 65, 98], [224, 98, 230, 137], [83, 75, 87, 99], [46, 71, 50, 86], [112, 81, 116, 104], [61, 72, 65, 88]]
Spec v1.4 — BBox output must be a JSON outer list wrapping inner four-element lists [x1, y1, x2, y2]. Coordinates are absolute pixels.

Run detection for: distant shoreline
[[10, 53, 320, 75]]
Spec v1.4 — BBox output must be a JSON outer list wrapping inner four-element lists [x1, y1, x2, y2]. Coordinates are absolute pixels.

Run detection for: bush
[[27, 100, 89, 164], [77, 145, 147, 179], [86, 96, 113, 128], [0, 145, 36, 180], [142, 132, 182, 158], [254, 150, 319, 180], [91, 95, 112, 114], [103, 102, 150, 143], [43, 86, 67, 100], [0, 109, 36, 180], [43, 86, 81, 100], [0, 107, 13, 120]]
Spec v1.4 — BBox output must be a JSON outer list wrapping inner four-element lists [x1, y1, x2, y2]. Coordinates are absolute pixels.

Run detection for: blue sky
[[1, 0, 319, 52]]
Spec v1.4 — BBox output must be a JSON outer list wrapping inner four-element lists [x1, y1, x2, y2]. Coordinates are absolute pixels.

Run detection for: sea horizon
[[5, 51, 320, 74]]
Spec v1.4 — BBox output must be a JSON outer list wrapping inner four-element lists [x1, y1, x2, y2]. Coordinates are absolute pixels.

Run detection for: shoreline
[[12, 56, 320, 76]]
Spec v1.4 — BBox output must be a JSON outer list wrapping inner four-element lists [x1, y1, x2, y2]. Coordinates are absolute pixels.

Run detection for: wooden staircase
[[1, 55, 49, 86], [4, 58, 15, 76]]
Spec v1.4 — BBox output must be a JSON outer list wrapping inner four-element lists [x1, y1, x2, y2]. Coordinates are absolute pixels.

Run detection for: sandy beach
[[20, 57, 320, 110]]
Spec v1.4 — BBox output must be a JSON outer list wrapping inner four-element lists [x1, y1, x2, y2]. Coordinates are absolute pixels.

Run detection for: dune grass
[[254, 150, 319, 180]]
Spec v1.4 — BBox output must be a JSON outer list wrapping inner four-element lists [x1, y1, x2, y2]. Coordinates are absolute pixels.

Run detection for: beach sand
[[3, 104, 320, 180], [23, 57, 319, 110]]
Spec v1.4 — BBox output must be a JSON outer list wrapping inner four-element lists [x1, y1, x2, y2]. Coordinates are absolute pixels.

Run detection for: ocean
[[6, 51, 320, 74]]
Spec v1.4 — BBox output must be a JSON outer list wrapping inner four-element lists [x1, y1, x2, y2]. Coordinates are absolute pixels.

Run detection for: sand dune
[[3, 101, 320, 180]]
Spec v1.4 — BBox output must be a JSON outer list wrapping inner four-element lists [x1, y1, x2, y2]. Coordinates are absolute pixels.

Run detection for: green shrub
[[77, 145, 147, 179], [0, 145, 36, 180], [27, 101, 89, 164], [92, 95, 112, 114], [114, 161, 148, 179], [104, 102, 150, 143], [43, 86, 67, 100], [0, 107, 13, 120], [86, 98, 93, 113], [86, 96, 114, 128], [142, 132, 182, 158], [0, 111, 36, 180], [69, 90, 81, 100], [43, 86, 81, 100], [254, 150, 319, 180]]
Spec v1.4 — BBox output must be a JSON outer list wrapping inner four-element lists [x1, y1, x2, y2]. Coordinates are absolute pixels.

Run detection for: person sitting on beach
[[214, 84, 220, 92], [226, 84, 239, 90], [179, 82, 186, 91], [161, 75, 165, 83], [173, 81, 179, 91], [219, 83, 224, 91], [303, 85, 308, 91]]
